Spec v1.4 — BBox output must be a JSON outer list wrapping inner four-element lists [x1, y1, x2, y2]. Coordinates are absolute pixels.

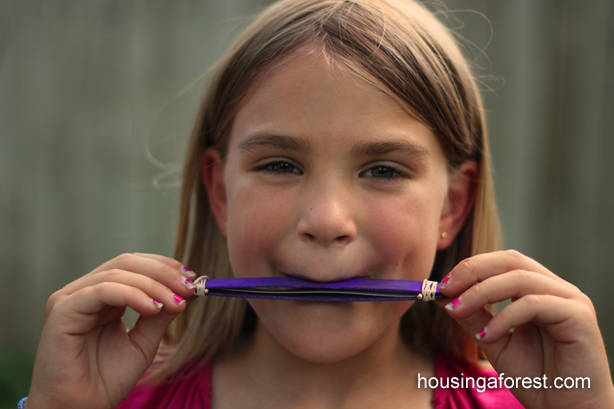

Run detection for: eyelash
[[254, 161, 408, 179]]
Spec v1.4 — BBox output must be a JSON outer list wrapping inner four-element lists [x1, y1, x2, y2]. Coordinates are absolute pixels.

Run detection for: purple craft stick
[[193, 276, 443, 302]]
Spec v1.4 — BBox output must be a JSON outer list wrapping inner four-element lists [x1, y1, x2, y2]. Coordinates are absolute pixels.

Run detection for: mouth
[[274, 267, 370, 282]]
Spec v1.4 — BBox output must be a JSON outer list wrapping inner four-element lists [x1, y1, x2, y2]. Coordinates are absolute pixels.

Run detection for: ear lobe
[[437, 161, 479, 250], [201, 149, 228, 238]]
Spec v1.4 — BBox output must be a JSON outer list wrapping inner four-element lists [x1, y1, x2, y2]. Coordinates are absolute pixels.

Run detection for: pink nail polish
[[173, 294, 185, 304], [445, 297, 461, 311], [152, 298, 163, 309], [181, 266, 196, 278], [440, 274, 452, 288], [475, 326, 487, 340], [182, 277, 196, 289]]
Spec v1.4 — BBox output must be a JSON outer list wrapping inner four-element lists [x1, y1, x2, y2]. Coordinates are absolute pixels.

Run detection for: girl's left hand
[[438, 249, 614, 409]]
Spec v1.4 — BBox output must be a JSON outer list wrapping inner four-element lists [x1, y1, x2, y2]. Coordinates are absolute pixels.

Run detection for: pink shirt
[[117, 354, 524, 408]]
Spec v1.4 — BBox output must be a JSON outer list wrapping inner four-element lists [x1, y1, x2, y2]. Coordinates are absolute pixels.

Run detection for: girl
[[23, 0, 614, 408]]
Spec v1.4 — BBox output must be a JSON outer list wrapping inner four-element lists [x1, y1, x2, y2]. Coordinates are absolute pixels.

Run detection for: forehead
[[227, 47, 444, 160], [235, 48, 404, 125]]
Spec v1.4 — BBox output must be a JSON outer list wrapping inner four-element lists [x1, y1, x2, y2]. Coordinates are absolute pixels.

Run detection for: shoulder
[[116, 358, 213, 409], [431, 353, 525, 409]]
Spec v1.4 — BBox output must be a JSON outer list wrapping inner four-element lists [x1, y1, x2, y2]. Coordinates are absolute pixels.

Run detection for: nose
[[296, 178, 358, 247]]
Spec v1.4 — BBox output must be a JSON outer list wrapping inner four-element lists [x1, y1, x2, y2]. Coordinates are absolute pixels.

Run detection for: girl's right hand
[[25, 253, 197, 409]]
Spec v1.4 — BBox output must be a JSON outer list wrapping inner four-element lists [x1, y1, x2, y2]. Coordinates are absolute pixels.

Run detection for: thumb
[[128, 311, 177, 364]]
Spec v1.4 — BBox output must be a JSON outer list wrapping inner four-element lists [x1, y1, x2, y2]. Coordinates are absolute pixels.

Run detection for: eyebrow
[[238, 133, 430, 159]]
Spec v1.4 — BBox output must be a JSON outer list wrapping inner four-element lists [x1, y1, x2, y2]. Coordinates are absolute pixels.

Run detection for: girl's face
[[203, 48, 473, 363]]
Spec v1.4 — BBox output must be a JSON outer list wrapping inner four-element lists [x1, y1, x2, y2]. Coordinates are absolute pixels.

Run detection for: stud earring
[[440, 232, 447, 239]]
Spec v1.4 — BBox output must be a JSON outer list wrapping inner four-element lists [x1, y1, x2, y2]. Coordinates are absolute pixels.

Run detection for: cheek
[[365, 192, 442, 278], [226, 182, 294, 276]]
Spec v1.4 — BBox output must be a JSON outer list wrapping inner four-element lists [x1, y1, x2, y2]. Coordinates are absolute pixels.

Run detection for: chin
[[281, 329, 370, 364], [249, 297, 409, 365], [256, 303, 382, 364]]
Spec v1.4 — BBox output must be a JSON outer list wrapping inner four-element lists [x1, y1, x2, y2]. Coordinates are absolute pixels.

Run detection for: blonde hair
[[150, 0, 501, 383]]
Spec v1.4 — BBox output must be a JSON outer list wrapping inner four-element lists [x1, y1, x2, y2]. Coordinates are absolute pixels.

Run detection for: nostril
[[302, 233, 351, 246]]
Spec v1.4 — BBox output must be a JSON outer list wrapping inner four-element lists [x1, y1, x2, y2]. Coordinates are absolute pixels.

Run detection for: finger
[[477, 295, 595, 345], [443, 270, 579, 319], [436, 299, 497, 348], [62, 269, 192, 313], [440, 249, 566, 298], [484, 296, 613, 396], [63, 255, 196, 299], [128, 311, 177, 365], [89, 253, 185, 277], [436, 299, 517, 370], [128, 253, 197, 281], [132, 252, 195, 277], [132, 252, 183, 269], [50, 282, 169, 333]]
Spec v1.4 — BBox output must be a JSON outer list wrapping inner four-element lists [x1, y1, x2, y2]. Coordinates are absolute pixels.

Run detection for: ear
[[201, 148, 228, 238], [437, 161, 479, 250]]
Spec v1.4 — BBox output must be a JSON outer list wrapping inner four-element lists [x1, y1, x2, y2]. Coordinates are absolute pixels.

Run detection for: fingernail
[[475, 326, 487, 340], [173, 294, 185, 305], [445, 297, 461, 311], [181, 266, 196, 278], [152, 298, 164, 309], [182, 277, 196, 289], [440, 274, 452, 289]]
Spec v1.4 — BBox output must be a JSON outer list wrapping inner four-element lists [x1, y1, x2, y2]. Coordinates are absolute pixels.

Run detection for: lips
[[275, 266, 370, 282]]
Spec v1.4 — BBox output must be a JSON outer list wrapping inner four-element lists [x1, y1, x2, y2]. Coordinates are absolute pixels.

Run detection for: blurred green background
[[1, 0, 613, 407]]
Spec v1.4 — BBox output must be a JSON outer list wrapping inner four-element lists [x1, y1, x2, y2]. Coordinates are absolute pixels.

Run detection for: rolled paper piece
[[192, 276, 443, 302]]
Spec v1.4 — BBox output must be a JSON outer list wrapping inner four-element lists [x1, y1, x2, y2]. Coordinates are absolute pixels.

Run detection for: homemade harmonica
[[193, 276, 442, 302]]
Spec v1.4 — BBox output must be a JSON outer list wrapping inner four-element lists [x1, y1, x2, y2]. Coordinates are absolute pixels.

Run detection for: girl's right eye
[[254, 160, 303, 174]]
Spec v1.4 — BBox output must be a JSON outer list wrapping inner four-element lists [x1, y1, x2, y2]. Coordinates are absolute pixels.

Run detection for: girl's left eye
[[359, 165, 406, 179], [255, 161, 407, 179]]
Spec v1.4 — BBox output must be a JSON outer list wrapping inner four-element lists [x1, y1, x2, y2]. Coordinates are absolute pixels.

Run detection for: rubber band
[[17, 397, 28, 409], [194, 275, 209, 296], [421, 279, 438, 302]]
